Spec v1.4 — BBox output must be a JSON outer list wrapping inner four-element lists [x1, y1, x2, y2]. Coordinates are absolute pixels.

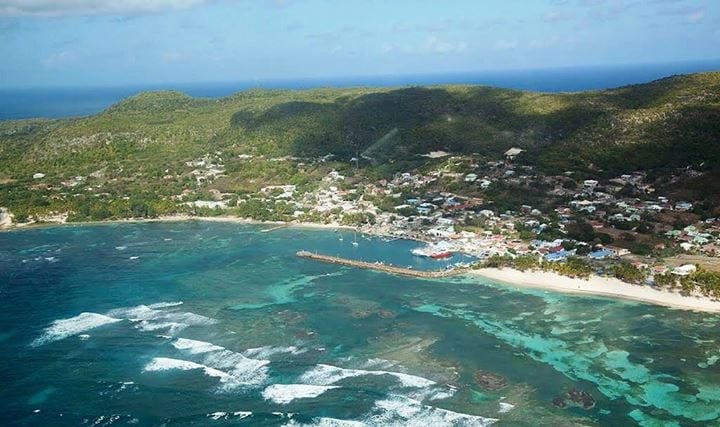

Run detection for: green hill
[[1, 72, 719, 220]]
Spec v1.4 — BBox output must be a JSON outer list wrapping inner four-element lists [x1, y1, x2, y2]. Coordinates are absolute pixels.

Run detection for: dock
[[296, 251, 468, 279]]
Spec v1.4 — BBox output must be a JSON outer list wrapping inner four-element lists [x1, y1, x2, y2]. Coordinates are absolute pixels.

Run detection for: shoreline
[[4, 215, 720, 313], [0, 214, 358, 233], [468, 268, 720, 314]]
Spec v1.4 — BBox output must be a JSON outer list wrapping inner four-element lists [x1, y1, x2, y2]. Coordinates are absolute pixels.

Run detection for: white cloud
[[379, 37, 467, 56], [0, 0, 210, 17], [656, 5, 707, 23], [543, 11, 573, 23], [161, 51, 184, 62], [493, 40, 519, 50], [528, 35, 576, 49], [42, 50, 77, 68], [424, 36, 467, 54], [686, 9, 705, 23]]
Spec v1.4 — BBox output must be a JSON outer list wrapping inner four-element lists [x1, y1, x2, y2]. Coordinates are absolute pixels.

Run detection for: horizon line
[[3, 58, 720, 92]]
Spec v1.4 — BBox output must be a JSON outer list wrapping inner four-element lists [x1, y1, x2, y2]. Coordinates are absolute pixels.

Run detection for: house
[[583, 180, 599, 189], [675, 201, 693, 211], [631, 261, 649, 270], [504, 147, 524, 159], [545, 250, 569, 262], [588, 249, 613, 259], [606, 246, 630, 256], [465, 173, 478, 182], [672, 264, 697, 276], [652, 265, 669, 275], [702, 244, 720, 256], [679, 242, 693, 251]]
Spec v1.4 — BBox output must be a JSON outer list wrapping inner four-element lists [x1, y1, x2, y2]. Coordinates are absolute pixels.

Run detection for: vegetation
[[679, 269, 720, 299], [610, 262, 646, 284], [476, 254, 593, 279], [1, 72, 719, 220]]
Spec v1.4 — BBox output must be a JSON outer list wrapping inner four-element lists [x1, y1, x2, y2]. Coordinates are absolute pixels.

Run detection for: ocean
[[1, 222, 719, 426], [1, 60, 719, 121]]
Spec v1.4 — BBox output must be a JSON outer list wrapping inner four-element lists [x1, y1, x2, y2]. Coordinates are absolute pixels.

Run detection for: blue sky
[[0, 0, 718, 88]]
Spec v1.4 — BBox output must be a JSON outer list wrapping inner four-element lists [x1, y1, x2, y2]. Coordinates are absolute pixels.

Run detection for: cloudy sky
[[0, 0, 718, 88]]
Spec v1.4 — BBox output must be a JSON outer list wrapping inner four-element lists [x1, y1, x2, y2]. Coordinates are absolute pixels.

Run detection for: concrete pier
[[296, 251, 467, 278]]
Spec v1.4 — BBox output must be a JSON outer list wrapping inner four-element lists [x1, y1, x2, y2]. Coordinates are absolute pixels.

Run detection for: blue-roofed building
[[545, 251, 569, 262], [588, 249, 613, 260]]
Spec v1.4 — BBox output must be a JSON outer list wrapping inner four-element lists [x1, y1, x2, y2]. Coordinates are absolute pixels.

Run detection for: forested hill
[[0, 71, 719, 220], [2, 72, 719, 178]]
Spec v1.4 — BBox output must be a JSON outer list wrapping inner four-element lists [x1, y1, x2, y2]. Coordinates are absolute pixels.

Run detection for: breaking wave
[[364, 395, 497, 426], [262, 384, 340, 404], [31, 312, 122, 347], [107, 303, 216, 336], [143, 357, 229, 380], [170, 337, 270, 390], [299, 363, 436, 388], [173, 337, 225, 354], [243, 345, 307, 359]]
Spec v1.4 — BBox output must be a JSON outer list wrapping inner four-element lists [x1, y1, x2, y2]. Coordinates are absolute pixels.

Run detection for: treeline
[[475, 255, 594, 279]]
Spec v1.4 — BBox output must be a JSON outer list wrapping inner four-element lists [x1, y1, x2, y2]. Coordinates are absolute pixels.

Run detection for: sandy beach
[[0, 214, 356, 232], [469, 268, 720, 313]]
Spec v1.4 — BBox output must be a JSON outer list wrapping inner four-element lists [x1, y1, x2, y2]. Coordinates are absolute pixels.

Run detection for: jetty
[[261, 224, 289, 233], [296, 251, 467, 279]]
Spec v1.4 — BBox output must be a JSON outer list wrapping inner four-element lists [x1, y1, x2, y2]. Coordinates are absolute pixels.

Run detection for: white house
[[675, 202, 693, 211], [672, 264, 697, 276], [583, 179, 599, 189], [606, 246, 630, 256], [504, 147, 524, 159]]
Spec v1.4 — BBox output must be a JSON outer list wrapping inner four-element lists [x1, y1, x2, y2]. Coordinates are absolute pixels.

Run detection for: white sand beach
[[469, 268, 720, 313]]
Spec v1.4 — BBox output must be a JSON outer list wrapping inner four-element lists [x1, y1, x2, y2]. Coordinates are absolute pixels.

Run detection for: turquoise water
[[1, 222, 719, 426]]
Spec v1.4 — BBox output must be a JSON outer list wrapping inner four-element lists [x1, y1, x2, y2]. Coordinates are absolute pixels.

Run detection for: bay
[[1, 221, 719, 426]]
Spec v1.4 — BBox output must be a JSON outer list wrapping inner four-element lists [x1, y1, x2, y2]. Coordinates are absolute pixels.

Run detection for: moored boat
[[430, 250, 453, 259]]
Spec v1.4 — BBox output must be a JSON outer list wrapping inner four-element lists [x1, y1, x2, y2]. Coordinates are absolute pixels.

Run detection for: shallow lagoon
[[1, 221, 719, 426]]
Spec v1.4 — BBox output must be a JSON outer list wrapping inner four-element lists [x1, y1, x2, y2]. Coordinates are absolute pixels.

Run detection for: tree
[[612, 262, 645, 284]]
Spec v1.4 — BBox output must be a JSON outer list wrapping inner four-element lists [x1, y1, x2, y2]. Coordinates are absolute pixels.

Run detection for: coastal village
[[3, 147, 720, 298]]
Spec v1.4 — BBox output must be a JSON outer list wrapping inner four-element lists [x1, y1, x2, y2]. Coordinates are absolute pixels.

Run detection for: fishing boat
[[430, 251, 453, 259], [411, 241, 453, 259]]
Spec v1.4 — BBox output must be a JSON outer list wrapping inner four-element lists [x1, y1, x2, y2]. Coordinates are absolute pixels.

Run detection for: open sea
[[1, 60, 719, 121], [1, 222, 720, 426]]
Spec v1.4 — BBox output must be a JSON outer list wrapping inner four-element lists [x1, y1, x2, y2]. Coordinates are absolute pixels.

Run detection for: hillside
[[0, 72, 719, 221]]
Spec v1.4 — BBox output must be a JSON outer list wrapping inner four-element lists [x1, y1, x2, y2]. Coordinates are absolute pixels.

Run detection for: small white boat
[[352, 241, 359, 247]]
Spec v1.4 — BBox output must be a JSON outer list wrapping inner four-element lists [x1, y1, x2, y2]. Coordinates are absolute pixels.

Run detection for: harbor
[[296, 250, 468, 279]]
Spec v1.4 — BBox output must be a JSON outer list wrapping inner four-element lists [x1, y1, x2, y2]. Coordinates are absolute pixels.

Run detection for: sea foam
[[144, 357, 229, 380], [243, 345, 306, 359], [262, 384, 339, 404], [173, 337, 225, 354], [282, 417, 365, 426], [31, 312, 122, 347], [207, 411, 252, 421], [299, 364, 435, 388], [498, 402, 515, 414], [170, 337, 270, 389], [106, 303, 216, 336], [365, 395, 497, 426]]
